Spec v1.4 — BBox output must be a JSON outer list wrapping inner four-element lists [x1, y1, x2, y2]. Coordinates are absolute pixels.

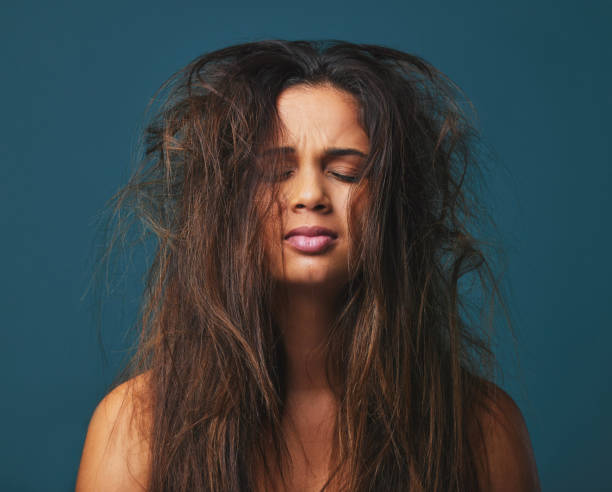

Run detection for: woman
[[76, 40, 540, 491]]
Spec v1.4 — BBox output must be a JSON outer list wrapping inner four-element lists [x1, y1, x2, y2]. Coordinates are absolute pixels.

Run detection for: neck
[[274, 284, 344, 397]]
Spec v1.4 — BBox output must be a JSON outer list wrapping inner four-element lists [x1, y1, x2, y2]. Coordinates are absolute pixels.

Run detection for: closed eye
[[330, 171, 359, 183]]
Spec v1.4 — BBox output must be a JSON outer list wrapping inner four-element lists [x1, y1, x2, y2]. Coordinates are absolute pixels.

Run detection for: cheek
[[260, 201, 286, 268], [255, 186, 282, 235], [347, 185, 369, 244]]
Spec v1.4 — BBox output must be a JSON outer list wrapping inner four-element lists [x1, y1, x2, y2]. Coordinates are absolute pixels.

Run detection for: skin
[[263, 83, 369, 393], [75, 84, 541, 491], [260, 84, 371, 489], [263, 83, 369, 291]]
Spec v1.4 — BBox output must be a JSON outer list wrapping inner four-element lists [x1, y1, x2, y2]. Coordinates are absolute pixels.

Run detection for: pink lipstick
[[284, 226, 338, 253]]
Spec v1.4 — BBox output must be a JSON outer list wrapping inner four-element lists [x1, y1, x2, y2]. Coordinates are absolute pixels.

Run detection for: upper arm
[[474, 385, 541, 492], [76, 373, 152, 492]]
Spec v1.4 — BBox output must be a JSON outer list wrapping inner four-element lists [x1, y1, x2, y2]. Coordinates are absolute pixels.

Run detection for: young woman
[[76, 40, 540, 491]]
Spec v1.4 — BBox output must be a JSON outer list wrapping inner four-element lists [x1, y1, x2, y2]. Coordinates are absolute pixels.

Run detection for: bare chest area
[[255, 392, 341, 491]]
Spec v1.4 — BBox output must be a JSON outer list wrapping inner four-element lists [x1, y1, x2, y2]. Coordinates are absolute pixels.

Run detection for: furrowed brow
[[324, 148, 368, 158], [258, 147, 368, 159]]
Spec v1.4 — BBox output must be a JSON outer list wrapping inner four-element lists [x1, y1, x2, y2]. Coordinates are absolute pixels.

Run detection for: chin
[[268, 250, 351, 290], [275, 266, 348, 290]]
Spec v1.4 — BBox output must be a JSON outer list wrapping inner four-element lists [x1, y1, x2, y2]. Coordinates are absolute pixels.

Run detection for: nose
[[288, 165, 331, 213]]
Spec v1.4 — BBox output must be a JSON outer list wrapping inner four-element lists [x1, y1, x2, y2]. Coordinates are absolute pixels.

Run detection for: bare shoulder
[[472, 383, 541, 492], [76, 371, 153, 492]]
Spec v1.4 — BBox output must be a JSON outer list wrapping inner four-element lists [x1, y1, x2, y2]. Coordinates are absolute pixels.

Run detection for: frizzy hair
[[103, 40, 507, 491]]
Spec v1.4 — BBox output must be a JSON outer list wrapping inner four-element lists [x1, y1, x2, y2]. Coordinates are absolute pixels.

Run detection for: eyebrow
[[259, 146, 368, 158]]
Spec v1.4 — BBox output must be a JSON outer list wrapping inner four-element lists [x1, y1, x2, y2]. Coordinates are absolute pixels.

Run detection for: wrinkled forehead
[[272, 84, 369, 152]]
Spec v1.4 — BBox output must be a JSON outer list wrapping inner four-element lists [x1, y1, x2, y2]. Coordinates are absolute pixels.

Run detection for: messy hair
[[105, 39, 506, 491]]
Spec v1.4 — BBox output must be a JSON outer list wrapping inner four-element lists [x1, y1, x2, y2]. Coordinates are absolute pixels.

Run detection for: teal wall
[[2, 1, 610, 490]]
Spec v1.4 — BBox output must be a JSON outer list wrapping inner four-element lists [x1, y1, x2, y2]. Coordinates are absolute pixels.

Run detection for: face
[[260, 84, 370, 291]]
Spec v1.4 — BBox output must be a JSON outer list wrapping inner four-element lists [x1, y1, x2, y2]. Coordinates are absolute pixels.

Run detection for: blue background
[[2, 1, 610, 490]]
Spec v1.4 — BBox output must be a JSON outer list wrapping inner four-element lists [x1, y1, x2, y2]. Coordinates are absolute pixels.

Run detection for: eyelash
[[276, 170, 358, 183], [331, 172, 359, 183]]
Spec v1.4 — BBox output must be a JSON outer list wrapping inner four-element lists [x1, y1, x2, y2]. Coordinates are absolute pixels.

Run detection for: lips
[[284, 226, 338, 239], [284, 226, 338, 253]]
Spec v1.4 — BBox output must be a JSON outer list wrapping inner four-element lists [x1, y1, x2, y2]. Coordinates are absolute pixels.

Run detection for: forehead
[[275, 84, 369, 150]]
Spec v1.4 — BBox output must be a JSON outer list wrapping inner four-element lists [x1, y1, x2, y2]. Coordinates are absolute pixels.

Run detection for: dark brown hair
[[104, 39, 507, 491]]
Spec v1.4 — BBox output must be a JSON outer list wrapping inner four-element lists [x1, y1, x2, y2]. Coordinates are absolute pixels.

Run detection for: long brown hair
[[104, 40, 507, 491]]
